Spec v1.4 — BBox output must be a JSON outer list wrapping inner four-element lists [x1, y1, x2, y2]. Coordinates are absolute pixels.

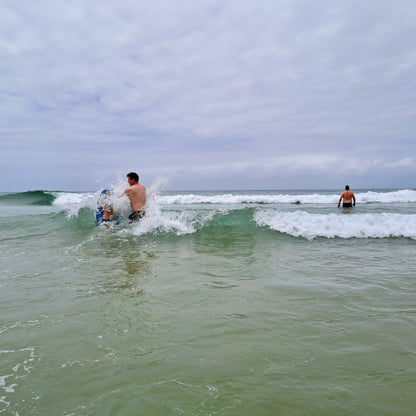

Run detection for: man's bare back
[[338, 186, 356, 208], [124, 183, 146, 211], [340, 190, 354, 203], [124, 173, 146, 213]]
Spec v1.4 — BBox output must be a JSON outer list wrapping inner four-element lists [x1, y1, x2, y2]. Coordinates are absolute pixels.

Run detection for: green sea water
[[1, 189, 415, 415]]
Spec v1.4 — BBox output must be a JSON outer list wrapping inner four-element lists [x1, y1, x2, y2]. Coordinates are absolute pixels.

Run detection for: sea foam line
[[157, 189, 416, 205], [254, 211, 416, 240], [48, 189, 416, 212]]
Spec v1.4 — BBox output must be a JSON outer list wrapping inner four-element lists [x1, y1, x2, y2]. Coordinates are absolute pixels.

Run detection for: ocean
[[1, 187, 415, 416]]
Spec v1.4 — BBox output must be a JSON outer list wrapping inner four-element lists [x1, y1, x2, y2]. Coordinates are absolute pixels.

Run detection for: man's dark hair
[[127, 172, 139, 182], [345, 185, 350, 190]]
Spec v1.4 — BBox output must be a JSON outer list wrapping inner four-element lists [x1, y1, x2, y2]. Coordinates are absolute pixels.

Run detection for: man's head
[[127, 172, 139, 184], [345, 185, 350, 190]]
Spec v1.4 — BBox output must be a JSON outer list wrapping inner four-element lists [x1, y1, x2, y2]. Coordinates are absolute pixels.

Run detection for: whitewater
[[45, 188, 416, 239]]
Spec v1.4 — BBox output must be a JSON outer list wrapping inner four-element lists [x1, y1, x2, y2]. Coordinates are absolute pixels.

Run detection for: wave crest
[[254, 210, 416, 240], [158, 189, 416, 205], [0, 191, 55, 206]]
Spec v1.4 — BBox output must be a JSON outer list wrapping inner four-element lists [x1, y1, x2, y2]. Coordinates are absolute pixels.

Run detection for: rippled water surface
[[1, 189, 415, 415]]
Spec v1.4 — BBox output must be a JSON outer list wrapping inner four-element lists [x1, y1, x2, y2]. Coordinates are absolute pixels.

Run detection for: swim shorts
[[343, 202, 353, 208], [129, 211, 145, 221]]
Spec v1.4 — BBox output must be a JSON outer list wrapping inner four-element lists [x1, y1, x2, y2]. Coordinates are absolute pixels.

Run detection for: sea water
[[1, 187, 415, 415]]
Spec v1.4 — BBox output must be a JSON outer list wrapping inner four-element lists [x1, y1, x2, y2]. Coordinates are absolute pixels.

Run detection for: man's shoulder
[[129, 183, 145, 193]]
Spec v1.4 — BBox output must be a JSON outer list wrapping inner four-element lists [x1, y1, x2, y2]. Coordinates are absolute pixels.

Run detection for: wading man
[[338, 185, 356, 208], [124, 172, 146, 221]]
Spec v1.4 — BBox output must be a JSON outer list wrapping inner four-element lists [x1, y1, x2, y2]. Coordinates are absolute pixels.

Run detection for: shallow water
[[1, 189, 415, 415]]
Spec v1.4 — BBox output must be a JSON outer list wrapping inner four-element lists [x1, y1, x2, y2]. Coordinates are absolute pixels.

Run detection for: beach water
[[1, 187, 415, 415]]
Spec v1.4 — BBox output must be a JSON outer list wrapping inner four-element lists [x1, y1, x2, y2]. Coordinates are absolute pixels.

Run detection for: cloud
[[0, 0, 415, 191]]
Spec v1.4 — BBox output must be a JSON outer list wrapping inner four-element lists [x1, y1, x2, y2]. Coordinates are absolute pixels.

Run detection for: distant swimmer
[[123, 172, 146, 221], [338, 185, 356, 208]]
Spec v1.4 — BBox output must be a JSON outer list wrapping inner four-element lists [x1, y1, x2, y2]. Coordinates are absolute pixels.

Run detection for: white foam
[[254, 210, 416, 240], [157, 189, 416, 205], [157, 192, 329, 205], [0, 375, 16, 393], [51, 191, 97, 217], [0, 347, 36, 399], [49, 189, 416, 220], [128, 197, 219, 236], [50, 192, 92, 205], [51, 186, 130, 218], [50, 178, 169, 219], [85, 178, 221, 235], [357, 189, 416, 203]]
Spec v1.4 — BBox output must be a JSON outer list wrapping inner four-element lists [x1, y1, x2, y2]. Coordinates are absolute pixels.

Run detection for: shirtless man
[[338, 185, 356, 208], [124, 172, 146, 221]]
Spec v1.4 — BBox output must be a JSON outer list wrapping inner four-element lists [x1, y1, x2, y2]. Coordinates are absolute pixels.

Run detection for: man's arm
[[338, 192, 344, 208], [352, 193, 356, 206], [120, 187, 131, 197]]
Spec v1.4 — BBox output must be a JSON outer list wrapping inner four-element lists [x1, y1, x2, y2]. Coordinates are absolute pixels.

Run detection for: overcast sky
[[0, 0, 415, 191]]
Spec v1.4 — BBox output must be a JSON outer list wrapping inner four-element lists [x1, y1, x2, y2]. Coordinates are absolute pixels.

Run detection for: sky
[[0, 0, 415, 192]]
